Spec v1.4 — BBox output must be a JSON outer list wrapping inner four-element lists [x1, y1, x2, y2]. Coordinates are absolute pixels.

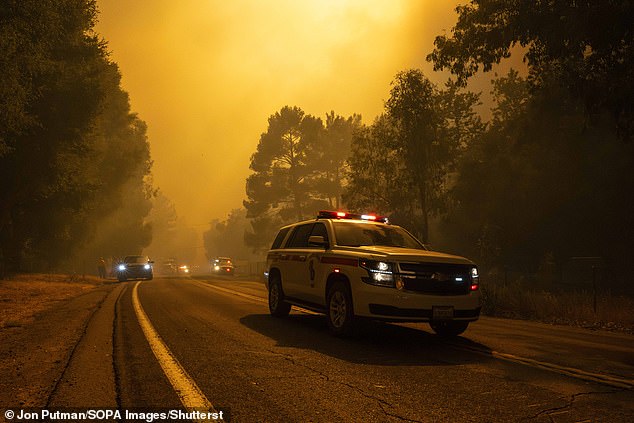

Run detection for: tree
[[384, 70, 482, 241], [309, 112, 362, 209], [344, 115, 419, 230], [0, 1, 154, 273], [440, 68, 634, 288], [345, 71, 483, 242], [70, 62, 154, 267], [244, 106, 325, 221], [203, 208, 261, 261], [427, 0, 634, 141], [0, 0, 105, 271], [385, 70, 438, 241], [244, 106, 329, 251], [139, 191, 187, 263]]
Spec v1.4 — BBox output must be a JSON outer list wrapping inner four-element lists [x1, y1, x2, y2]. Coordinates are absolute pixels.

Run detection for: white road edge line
[[193, 279, 634, 390], [443, 341, 634, 390], [192, 279, 319, 315], [132, 282, 218, 421], [461, 345, 634, 390]]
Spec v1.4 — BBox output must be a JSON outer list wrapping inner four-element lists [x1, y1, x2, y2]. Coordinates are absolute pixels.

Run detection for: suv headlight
[[360, 259, 395, 287], [118, 264, 126, 271]]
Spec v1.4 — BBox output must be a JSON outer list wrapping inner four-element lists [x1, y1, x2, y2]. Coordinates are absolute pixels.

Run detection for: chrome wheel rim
[[329, 291, 347, 328]]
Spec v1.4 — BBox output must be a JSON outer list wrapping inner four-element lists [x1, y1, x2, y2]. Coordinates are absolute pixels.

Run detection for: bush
[[481, 277, 634, 332]]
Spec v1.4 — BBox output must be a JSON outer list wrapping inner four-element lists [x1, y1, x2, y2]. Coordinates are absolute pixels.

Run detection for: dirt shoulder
[[0, 274, 107, 329], [0, 274, 118, 408]]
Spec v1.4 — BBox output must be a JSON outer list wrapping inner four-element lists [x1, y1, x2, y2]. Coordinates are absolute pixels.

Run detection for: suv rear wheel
[[268, 274, 291, 317], [326, 281, 354, 336], [429, 321, 469, 337]]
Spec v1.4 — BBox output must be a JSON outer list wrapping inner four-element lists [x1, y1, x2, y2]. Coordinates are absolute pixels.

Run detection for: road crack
[[526, 388, 625, 422], [269, 348, 424, 423]]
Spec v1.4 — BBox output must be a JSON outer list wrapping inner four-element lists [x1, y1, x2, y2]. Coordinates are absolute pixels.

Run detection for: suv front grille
[[398, 263, 472, 295]]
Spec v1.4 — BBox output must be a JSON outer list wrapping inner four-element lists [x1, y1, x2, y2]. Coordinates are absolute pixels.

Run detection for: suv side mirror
[[308, 235, 328, 249]]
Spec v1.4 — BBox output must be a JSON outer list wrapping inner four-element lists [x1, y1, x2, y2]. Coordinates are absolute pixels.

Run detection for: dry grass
[[0, 273, 103, 329], [481, 278, 634, 333]]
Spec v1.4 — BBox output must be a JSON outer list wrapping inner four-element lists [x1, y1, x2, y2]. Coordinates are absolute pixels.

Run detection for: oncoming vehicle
[[212, 257, 235, 275], [265, 211, 481, 336], [116, 255, 154, 282]]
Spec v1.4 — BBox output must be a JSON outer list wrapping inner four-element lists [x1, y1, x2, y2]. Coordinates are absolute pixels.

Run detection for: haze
[[95, 1, 509, 228]]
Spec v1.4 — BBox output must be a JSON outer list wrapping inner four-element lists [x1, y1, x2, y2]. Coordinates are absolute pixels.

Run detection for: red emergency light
[[317, 210, 389, 223]]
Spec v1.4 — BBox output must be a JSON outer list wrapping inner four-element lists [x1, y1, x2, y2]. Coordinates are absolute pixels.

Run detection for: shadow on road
[[240, 313, 493, 367]]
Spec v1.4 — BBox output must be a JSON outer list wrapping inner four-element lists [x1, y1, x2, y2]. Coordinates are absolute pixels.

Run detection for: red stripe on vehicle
[[321, 257, 358, 267]]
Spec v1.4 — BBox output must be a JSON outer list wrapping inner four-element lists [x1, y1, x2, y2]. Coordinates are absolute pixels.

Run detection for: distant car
[[116, 255, 154, 282], [159, 260, 178, 275], [178, 264, 190, 274], [212, 257, 235, 275]]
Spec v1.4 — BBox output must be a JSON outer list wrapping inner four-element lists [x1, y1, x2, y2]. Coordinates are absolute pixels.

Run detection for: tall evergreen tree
[[0, 0, 154, 273]]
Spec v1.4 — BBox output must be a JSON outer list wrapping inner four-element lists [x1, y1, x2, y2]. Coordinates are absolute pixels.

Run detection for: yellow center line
[[132, 282, 219, 421]]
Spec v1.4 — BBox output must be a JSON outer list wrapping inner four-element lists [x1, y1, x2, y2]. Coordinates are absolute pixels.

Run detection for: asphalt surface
[[3, 275, 634, 422]]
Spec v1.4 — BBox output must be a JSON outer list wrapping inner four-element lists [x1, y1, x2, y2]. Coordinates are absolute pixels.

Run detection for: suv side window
[[308, 222, 329, 248], [286, 223, 314, 248], [271, 227, 291, 249]]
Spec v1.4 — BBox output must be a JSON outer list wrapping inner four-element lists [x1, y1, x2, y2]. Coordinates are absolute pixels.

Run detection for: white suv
[[265, 211, 482, 336]]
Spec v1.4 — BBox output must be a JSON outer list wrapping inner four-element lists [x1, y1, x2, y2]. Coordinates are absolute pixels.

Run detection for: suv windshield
[[333, 222, 424, 249], [124, 256, 149, 264]]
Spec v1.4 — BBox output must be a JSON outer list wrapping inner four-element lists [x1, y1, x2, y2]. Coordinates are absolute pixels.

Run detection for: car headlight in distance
[[144, 264, 151, 270], [214, 265, 220, 271], [118, 264, 126, 271], [470, 267, 479, 291], [359, 259, 395, 287]]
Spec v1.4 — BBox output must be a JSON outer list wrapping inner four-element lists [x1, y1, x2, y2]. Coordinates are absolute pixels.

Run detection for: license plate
[[432, 306, 454, 320]]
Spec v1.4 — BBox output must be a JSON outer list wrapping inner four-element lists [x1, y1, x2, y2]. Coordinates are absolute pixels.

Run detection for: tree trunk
[[418, 181, 429, 243]]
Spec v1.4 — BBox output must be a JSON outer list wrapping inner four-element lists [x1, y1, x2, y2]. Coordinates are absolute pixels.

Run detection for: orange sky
[[94, 1, 506, 228]]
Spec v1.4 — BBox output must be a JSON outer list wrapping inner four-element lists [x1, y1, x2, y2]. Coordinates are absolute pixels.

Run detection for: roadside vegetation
[[212, 1, 634, 330], [234, 3, 633, 275], [481, 277, 634, 333], [0, 1, 154, 276]]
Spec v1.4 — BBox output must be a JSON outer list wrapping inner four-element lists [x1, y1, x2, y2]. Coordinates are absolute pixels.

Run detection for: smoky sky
[[95, 0, 516, 227]]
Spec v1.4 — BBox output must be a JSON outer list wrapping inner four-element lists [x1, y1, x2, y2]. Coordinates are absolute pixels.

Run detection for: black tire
[[268, 274, 291, 317], [429, 321, 469, 337], [326, 281, 355, 336]]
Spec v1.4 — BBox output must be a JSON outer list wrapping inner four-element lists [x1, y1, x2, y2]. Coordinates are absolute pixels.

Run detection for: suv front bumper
[[353, 280, 482, 322]]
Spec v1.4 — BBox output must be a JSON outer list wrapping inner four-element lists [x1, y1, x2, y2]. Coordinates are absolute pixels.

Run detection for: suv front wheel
[[268, 274, 291, 317], [326, 281, 354, 336]]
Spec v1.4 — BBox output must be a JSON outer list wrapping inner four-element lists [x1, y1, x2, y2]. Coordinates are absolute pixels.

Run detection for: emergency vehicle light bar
[[317, 210, 389, 224]]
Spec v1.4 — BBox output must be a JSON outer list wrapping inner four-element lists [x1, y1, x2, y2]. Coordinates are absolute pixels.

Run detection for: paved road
[[24, 276, 634, 421]]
